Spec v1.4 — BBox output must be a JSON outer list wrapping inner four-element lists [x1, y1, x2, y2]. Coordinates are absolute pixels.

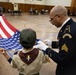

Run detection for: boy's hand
[[0, 48, 11, 60], [0, 48, 7, 56]]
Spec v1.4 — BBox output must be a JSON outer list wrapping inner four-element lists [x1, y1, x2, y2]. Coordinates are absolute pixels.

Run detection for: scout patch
[[27, 55, 31, 61]]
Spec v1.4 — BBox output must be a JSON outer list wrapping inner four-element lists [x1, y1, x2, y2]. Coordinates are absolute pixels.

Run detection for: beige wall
[[0, 0, 8, 2], [0, 0, 72, 6], [45, 0, 72, 6], [25, 0, 45, 5]]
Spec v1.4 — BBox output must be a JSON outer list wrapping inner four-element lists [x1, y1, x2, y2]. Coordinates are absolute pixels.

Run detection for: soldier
[[37, 5, 76, 75]]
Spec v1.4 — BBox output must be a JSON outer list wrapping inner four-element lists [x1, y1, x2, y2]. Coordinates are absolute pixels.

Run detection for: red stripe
[[0, 22, 11, 38], [0, 34, 2, 38], [2, 16, 17, 32]]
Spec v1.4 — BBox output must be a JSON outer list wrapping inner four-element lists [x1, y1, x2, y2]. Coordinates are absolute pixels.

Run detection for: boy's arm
[[0, 48, 12, 63]]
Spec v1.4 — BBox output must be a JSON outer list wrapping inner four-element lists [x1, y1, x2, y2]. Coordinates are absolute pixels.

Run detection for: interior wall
[[9, 0, 24, 4], [70, 0, 76, 13], [7, 0, 72, 6], [0, 0, 73, 13], [45, 0, 72, 6], [0, 0, 8, 2], [24, 0, 45, 5]]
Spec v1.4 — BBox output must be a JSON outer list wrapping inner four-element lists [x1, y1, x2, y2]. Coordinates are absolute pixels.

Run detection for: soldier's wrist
[[46, 48, 52, 57]]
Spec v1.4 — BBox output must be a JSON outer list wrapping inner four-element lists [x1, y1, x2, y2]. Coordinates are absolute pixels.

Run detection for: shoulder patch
[[62, 33, 72, 38], [64, 25, 70, 33]]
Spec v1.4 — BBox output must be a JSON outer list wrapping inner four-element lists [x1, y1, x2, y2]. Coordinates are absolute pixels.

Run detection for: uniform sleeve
[[8, 58, 12, 63], [11, 55, 17, 68], [42, 54, 50, 63], [46, 33, 76, 66]]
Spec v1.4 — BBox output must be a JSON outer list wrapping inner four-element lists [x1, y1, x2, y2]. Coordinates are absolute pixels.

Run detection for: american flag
[[0, 15, 23, 51]]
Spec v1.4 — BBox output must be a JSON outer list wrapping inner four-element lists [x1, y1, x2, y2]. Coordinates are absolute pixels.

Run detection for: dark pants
[[33, 72, 39, 75], [19, 73, 25, 75], [19, 72, 39, 75]]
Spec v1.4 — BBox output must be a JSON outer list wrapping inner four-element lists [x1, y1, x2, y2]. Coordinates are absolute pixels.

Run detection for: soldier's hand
[[37, 41, 49, 51], [44, 39, 52, 46]]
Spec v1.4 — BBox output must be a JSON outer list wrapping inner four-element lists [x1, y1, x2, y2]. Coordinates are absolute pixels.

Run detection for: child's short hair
[[20, 29, 36, 49]]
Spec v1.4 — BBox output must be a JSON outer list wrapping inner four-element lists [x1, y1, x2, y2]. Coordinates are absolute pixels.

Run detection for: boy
[[0, 28, 50, 75]]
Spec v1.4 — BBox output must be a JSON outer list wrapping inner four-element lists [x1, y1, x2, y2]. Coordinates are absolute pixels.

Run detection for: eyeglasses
[[49, 14, 58, 21]]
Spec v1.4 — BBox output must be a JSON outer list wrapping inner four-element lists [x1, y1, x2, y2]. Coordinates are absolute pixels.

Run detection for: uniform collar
[[57, 18, 71, 40], [60, 18, 70, 29]]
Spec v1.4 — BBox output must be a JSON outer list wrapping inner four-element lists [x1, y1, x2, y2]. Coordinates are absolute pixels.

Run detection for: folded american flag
[[0, 15, 23, 50]]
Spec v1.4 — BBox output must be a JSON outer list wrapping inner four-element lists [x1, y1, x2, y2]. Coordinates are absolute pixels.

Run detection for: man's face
[[49, 12, 61, 28]]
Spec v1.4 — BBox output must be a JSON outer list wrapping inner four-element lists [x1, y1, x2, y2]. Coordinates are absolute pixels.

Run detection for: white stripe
[[0, 28, 7, 38], [0, 16, 14, 36]]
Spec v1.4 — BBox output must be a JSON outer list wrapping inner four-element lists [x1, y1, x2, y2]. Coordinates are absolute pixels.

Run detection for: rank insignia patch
[[61, 44, 68, 52], [62, 33, 72, 38]]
